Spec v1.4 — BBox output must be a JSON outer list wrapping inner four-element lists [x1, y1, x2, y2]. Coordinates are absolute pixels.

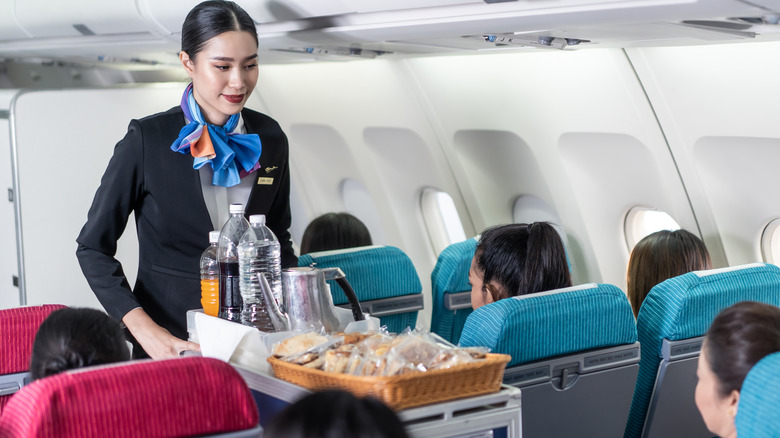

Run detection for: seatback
[[0, 304, 66, 413], [736, 351, 780, 438], [460, 283, 639, 437], [625, 263, 780, 438], [430, 238, 477, 344], [298, 246, 423, 333], [0, 356, 261, 438]]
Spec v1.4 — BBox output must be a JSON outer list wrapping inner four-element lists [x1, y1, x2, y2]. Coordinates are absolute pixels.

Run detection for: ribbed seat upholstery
[[460, 283, 639, 437], [430, 238, 477, 345], [735, 351, 780, 438], [0, 304, 66, 413], [0, 356, 261, 438], [625, 263, 780, 438], [298, 245, 423, 333]]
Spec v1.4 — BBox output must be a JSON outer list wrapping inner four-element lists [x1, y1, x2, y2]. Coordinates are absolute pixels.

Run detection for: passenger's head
[[627, 229, 711, 318], [300, 213, 373, 254], [470, 222, 571, 309], [179, 1, 259, 125], [264, 389, 408, 438], [30, 307, 130, 381], [695, 301, 780, 438]]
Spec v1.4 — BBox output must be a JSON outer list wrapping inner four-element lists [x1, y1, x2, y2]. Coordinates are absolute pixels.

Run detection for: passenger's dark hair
[[704, 301, 780, 397], [181, 0, 258, 60], [300, 213, 373, 254], [30, 307, 130, 381], [264, 389, 409, 438], [627, 229, 711, 318], [475, 222, 571, 302]]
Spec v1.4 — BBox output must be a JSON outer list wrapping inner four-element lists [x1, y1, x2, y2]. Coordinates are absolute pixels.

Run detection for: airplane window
[[760, 219, 780, 265], [421, 188, 466, 255], [624, 207, 681, 251]]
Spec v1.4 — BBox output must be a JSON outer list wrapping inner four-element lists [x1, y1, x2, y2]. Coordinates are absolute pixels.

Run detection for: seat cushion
[[0, 357, 259, 438], [459, 283, 637, 367], [0, 304, 66, 375]]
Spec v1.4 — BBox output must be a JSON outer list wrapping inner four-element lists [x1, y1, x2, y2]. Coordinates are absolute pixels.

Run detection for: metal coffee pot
[[258, 266, 364, 333]]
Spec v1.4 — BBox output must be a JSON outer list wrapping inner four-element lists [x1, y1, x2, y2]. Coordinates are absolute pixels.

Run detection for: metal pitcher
[[259, 266, 364, 333]]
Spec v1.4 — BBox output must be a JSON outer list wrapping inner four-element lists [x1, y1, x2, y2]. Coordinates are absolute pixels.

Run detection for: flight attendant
[[76, 0, 297, 359]]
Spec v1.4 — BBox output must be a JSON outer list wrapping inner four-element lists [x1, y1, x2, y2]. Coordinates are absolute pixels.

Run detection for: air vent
[[679, 20, 758, 38], [681, 20, 753, 31], [272, 47, 392, 59], [733, 15, 780, 25], [469, 34, 590, 50]]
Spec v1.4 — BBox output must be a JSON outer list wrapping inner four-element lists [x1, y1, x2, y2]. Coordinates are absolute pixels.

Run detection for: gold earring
[[728, 407, 736, 417]]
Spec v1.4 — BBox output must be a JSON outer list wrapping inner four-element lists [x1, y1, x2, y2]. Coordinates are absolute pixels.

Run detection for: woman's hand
[[122, 308, 201, 359]]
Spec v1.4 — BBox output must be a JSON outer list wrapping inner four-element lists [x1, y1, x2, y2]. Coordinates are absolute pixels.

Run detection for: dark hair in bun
[[30, 307, 130, 380]]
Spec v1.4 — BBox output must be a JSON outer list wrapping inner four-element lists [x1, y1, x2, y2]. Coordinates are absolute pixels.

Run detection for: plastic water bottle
[[238, 214, 282, 331], [218, 203, 250, 322], [200, 230, 220, 317]]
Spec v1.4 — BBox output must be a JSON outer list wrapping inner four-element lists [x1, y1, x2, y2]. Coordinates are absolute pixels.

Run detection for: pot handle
[[335, 277, 365, 322]]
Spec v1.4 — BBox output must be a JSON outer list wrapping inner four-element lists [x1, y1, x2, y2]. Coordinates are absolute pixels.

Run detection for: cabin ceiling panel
[[0, 0, 27, 41], [14, 0, 148, 38]]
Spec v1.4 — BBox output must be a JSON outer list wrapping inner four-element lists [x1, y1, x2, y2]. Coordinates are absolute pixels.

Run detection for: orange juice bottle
[[200, 231, 220, 317]]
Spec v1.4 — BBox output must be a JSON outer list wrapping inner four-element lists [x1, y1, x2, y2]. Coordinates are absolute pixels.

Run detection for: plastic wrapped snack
[[271, 328, 492, 377], [272, 332, 328, 357]]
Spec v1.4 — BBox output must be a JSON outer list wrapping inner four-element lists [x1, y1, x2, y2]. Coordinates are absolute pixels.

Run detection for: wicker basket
[[267, 353, 511, 410]]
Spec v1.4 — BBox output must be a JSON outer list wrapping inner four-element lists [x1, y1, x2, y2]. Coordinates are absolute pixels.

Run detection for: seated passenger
[[30, 307, 130, 380], [264, 389, 408, 438], [695, 301, 780, 438], [300, 212, 373, 254], [626, 229, 711, 317], [469, 222, 571, 309]]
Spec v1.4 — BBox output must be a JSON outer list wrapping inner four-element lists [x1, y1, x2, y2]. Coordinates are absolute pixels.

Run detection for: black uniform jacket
[[76, 106, 297, 341]]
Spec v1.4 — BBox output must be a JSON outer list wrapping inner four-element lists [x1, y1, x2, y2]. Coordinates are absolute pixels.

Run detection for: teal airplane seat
[[298, 245, 423, 333], [735, 351, 780, 438], [625, 263, 780, 438], [430, 238, 477, 345], [460, 283, 639, 437]]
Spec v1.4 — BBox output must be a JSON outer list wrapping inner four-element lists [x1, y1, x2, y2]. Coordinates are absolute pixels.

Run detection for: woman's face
[[694, 345, 739, 438], [180, 31, 259, 125], [469, 256, 495, 310]]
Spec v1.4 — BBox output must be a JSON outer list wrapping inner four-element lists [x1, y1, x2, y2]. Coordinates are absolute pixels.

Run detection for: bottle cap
[[229, 203, 245, 214], [249, 214, 266, 225], [208, 231, 220, 243]]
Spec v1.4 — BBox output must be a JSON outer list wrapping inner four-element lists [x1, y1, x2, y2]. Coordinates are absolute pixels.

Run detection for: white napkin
[[194, 312, 260, 362]]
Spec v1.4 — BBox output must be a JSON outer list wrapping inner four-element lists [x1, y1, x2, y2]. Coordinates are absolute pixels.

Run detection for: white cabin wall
[[9, 85, 183, 309], [627, 41, 780, 267], [401, 49, 697, 290], [250, 47, 700, 297], [0, 90, 19, 309], [250, 59, 476, 325]]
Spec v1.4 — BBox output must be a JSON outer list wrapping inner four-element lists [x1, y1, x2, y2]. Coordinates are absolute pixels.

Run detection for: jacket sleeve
[[76, 119, 144, 321], [265, 131, 298, 268]]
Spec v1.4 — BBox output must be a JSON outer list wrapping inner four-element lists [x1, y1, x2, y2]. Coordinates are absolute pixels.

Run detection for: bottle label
[[219, 262, 242, 308]]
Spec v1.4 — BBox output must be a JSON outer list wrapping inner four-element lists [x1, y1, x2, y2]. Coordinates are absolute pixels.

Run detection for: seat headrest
[[459, 284, 637, 366], [0, 304, 67, 375], [298, 245, 422, 304], [431, 238, 478, 294], [638, 263, 780, 347], [735, 351, 780, 437], [0, 357, 259, 438]]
